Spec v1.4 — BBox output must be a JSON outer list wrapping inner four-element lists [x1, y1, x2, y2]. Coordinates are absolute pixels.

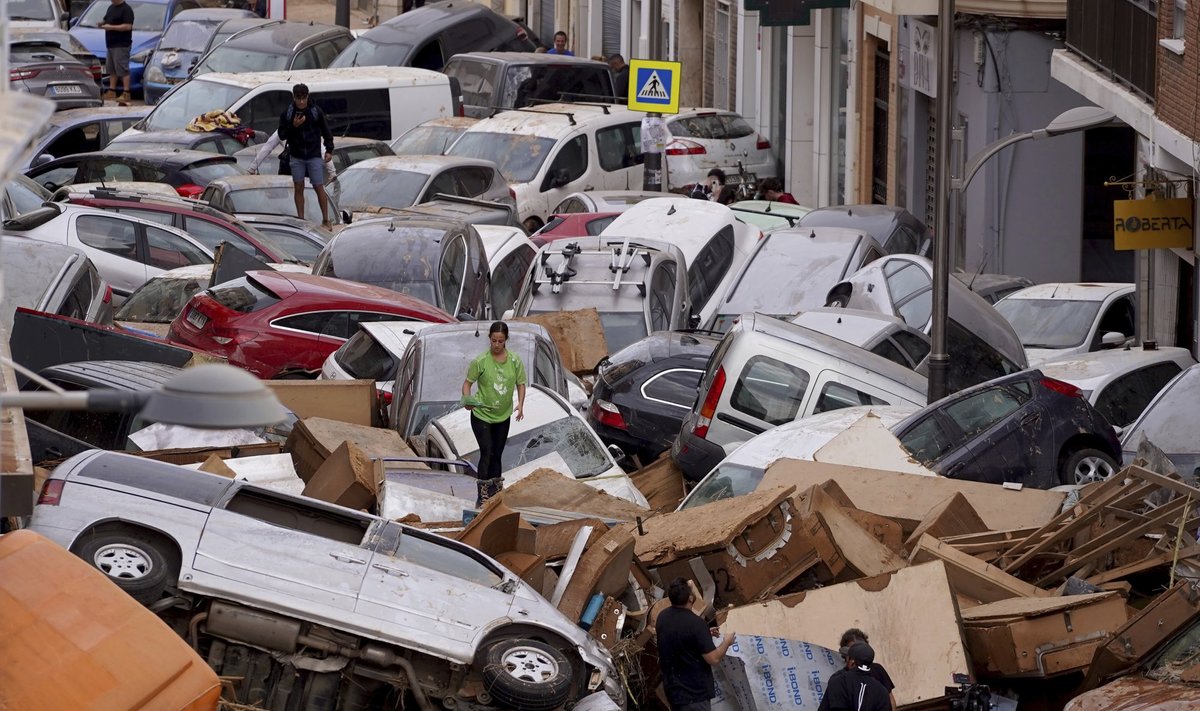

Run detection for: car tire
[[76, 530, 173, 605], [1062, 448, 1118, 486], [480, 638, 573, 711]]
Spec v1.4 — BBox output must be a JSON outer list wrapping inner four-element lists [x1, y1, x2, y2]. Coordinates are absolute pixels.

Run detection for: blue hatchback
[[69, 0, 203, 95], [141, 8, 256, 104]]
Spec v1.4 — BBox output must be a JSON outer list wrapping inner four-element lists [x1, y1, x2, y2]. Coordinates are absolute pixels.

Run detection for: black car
[[25, 148, 243, 197], [893, 369, 1122, 489], [797, 204, 932, 257], [192, 20, 353, 76], [106, 128, 264, 155], [330, 1, 535, 72], [588, 331, 720, 464]]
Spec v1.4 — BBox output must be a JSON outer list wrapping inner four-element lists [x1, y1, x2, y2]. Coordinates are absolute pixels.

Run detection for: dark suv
[[192, 20, 353, 77], [444, 52, 617, 117], [330, 1, 534, 72]]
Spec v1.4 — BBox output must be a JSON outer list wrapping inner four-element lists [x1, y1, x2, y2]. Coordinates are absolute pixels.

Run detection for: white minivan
[[122, 67, 459, 142]]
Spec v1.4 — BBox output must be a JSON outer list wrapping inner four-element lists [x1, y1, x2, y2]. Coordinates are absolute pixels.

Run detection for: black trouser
[[470, 414, 510, 503]]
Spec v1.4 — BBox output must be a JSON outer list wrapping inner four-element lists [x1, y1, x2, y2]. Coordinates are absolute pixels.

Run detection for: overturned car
[[29, 450, 624, 710]]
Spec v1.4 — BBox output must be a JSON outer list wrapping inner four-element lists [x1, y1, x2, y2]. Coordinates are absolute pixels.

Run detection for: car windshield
[[79, 0, 167, 31], [330, 35, 411, 67], [448, 132, 554, 183], [142, 79, 250, 131], [158, 19, 222, 51], [11, 44, 75, 63], [391, 126, 465, 155], [335, 168, 428, 211], [6, 175, 51, 218], [1125, 368, 1200, 457], [462, 417, 611, 478], [195, 47, 290, 75], [995, 298, 1102, 349], [253, 225, 323, 263], [115, 276, 204, 323], [317, 226, 442, 304], [681, 462, 767, 509], [182, 160, 243, 184], [226, 186, 329, 224], [715, 234, 856, 330], [336, 331, 397, 380], [9, 0, 55, 21]]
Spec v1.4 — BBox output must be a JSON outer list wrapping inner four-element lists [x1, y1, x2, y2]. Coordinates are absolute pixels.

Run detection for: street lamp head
[[1039, 107, 1118, 138], [138, 363, 287, 429]]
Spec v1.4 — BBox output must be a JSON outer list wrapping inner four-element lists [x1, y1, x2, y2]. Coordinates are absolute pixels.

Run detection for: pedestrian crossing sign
[[628, 59, 681, 114]]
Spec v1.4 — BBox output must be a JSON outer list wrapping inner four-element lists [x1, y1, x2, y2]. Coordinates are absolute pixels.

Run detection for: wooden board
[[910, 535, 1049, 607], [514, 308, 609, 374], [266, 380, 379, 426], [629, 454, 687, 512], [721, 561, 969, 707], [762, 459, 1065, 533], [500, 468, 650, 521], [904, 492, 989, 551], [801, 486, 907, 578], [632, 486, 795, 565]]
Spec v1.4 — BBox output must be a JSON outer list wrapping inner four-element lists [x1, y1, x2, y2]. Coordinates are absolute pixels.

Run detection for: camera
[[945, 674, 992, 711]]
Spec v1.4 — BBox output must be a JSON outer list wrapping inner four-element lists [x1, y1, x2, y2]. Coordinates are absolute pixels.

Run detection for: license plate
[[50, 84, 84, 95], [186, 309, 207, 329]]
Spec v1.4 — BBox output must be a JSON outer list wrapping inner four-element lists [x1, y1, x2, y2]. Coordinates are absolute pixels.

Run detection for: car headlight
[[130, 49, 152, 64], [145, 65, 166, 83]]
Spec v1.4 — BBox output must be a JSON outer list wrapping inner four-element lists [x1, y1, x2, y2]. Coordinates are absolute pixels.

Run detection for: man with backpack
[[818, 643, 892, 711], [278, 83, 335, 229]]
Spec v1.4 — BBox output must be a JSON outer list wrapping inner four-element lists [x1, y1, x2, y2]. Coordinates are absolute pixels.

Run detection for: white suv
[[447, 103, 646, 232]]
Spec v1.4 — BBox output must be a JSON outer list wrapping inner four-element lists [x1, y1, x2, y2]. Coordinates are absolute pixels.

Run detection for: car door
[[716, 351, 812, 443], [71, 212, 147, 297], [193, 485, 374, 612], [536, 134, 590, 217], [438, 233, 469, 316], [357, 521, 514, 646], [808, 372, 890, 416], [648, 260, 678, 332], [594, 122, 644, 190], [140, 223, 211, 274], [1093, 362, 1184, 429], [917, 382, 1036, 485], [1092, 294, 1136, 350]]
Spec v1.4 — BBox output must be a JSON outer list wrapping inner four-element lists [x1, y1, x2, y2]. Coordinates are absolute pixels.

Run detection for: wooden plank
[[904, 492, 988, 551], [721, 561, 970, 707], [1125, 465, 1200, 503], [910, 535, 1049, 605], [761, 459, 1065, 532], [1086, 544, 1200, 586]]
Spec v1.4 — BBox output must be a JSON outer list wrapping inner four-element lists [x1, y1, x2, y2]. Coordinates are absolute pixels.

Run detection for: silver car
[[9, 40, 102, 110], [0, 233, 113, 334], [333, 155, 515, 221], [30, 449, 624, 711]]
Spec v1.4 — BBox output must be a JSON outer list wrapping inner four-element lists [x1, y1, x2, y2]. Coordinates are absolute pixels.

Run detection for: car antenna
[[966, 253, 989, 290], [667, 204, 676, 216]]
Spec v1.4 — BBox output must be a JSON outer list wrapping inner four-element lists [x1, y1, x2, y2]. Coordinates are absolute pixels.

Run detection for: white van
[[123, 67, 459, 142]]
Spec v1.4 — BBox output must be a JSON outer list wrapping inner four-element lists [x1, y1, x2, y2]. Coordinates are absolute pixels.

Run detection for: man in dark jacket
[[819, 643, 892, 711], [608, 54, 629, 101], [655, 577, 735, 710], [278, 83, 334, 229]]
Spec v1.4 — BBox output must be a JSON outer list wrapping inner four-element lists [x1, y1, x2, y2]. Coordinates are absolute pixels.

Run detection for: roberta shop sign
[[1113, 197, 1194, 250]]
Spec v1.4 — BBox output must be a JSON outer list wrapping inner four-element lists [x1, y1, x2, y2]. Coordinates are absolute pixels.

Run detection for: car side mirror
[[1100, 331, 1126, 348], [688, 313, 701, 329], [456, 310, 473, 321], [501, 308, 515, 320], [59, 10, 69, 21], [544, 168, 571, 191], [607, 443, 627, 463], [32, 153, 54, 168], [68, 15, 79, 26]]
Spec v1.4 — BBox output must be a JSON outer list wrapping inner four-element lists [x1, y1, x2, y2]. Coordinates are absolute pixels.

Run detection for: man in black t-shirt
[[655, 577, 735, 711], [839, 628, 897, 710], [98, 0, 135, 102], [819, 643, 892, 711]]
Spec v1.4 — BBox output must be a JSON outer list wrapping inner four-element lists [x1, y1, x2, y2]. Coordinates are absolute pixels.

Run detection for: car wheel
[[1063, 448, 1118, 486], [523, 216, 544, 234], [481, 638, 573, 711], [76, 530, 172, 605]]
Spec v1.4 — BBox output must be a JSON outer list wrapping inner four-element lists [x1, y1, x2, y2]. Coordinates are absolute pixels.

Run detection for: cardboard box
[[960, 592, 1128, 677], [267, 380, 380, 427], [798, 485, 907, 581], [499, 467, 649, 520], [286, 417, 419, 483], [514, 308, 609, 374], [301, 441, 381, 510], [721, 561, 970, 707]]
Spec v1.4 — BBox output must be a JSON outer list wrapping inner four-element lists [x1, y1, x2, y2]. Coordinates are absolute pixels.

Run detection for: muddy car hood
[[1065, 676, 1200, 710]]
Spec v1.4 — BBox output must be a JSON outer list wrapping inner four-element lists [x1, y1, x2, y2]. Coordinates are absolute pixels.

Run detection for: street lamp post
[[927, 102, 1119, 402]]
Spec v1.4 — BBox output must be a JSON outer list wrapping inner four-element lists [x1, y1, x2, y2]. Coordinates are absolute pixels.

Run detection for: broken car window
[[448, 132, 555, 183], [463, 418, 610, 478]]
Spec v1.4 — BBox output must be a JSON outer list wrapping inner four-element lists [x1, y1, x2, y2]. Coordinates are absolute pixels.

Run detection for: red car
[[64, 188, 301, 264], [168, 270, 454, 379], [531, 212, 620, 247]]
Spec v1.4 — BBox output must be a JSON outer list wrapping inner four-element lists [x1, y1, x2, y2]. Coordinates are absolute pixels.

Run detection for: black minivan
[[444, 52, 618, 117]]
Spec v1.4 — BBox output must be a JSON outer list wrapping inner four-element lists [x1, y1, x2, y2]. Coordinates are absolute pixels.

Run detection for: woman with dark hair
[[462, 322, 527, 505]]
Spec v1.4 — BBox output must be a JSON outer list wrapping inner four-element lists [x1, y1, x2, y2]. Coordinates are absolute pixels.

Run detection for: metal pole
[[928, 0, 955, 403], [642, 112, 664, 192], [335, 0, 350, 28]]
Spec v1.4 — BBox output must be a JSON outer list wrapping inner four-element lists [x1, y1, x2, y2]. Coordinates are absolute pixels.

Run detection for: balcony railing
[[1066, 0, 1157, 101]]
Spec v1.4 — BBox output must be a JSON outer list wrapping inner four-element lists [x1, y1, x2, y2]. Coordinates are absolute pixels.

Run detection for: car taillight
[[591, 398, 627, 430], [90, 63, 102, 81], [756, 135, 771, 150], [693, 366, 726, 439], [377, 388, 393, 405], [102, 284, 113, 304], [1040, 377, 1083, 399], [665, 140, 706, 156], [37, 479, 65, 506], [509, 187, 517, 201], [10, 68, 40, 80], [175, 183, 203, 198]]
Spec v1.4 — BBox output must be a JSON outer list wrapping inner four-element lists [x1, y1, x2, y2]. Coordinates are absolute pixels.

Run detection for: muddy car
[[29, 449, 624, 711]]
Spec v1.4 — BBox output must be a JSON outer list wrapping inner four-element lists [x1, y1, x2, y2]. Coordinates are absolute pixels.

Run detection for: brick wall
[[1157, 0, 1200, 142]]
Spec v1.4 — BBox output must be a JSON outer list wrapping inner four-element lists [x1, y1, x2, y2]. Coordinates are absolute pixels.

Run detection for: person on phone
[[461, 322, 526, 506], [656, 577, 735, 711], [278, 83, 334, 229]]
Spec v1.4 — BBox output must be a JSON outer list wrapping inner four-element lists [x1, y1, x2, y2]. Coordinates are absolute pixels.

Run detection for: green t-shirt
[[465, 350, 527, 423]]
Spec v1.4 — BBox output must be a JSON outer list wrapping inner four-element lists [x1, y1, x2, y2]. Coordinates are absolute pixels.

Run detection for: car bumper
[[671, 424, 726, 483]]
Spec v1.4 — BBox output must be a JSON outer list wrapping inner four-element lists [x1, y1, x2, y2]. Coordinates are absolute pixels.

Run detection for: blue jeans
[[289, 156, 325, 185]]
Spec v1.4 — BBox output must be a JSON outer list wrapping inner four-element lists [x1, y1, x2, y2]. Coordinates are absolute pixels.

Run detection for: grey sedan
[[333, 155, 515, 219], [9, 40, 101, 109]]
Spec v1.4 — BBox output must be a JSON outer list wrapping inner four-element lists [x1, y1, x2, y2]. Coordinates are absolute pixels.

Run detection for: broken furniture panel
[[286, 417, 420, 483], [514, 308, 609, 375], [904, 492, 990, 552], [1082, 580, 1200, 690], [910, 535, 1049, 608]]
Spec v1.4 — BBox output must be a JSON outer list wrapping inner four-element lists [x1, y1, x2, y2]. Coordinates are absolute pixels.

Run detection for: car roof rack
[[730, 204, 800, 227], [536, 237, 653, 294], [525, 97, 613, 114], [505, 106, 578, 125]]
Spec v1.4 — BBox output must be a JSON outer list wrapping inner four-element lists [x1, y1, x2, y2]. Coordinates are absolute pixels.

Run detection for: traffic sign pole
[[643, 113, 663, 192], [627, 59, 681, 194]]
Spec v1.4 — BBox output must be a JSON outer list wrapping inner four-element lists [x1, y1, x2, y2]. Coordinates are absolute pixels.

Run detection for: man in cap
[[818, 642, 892, 711], [839, 628, 897, 710]]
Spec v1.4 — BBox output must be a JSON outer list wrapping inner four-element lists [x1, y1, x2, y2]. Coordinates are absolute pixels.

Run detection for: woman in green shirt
[[462, 321, 527, 505]]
